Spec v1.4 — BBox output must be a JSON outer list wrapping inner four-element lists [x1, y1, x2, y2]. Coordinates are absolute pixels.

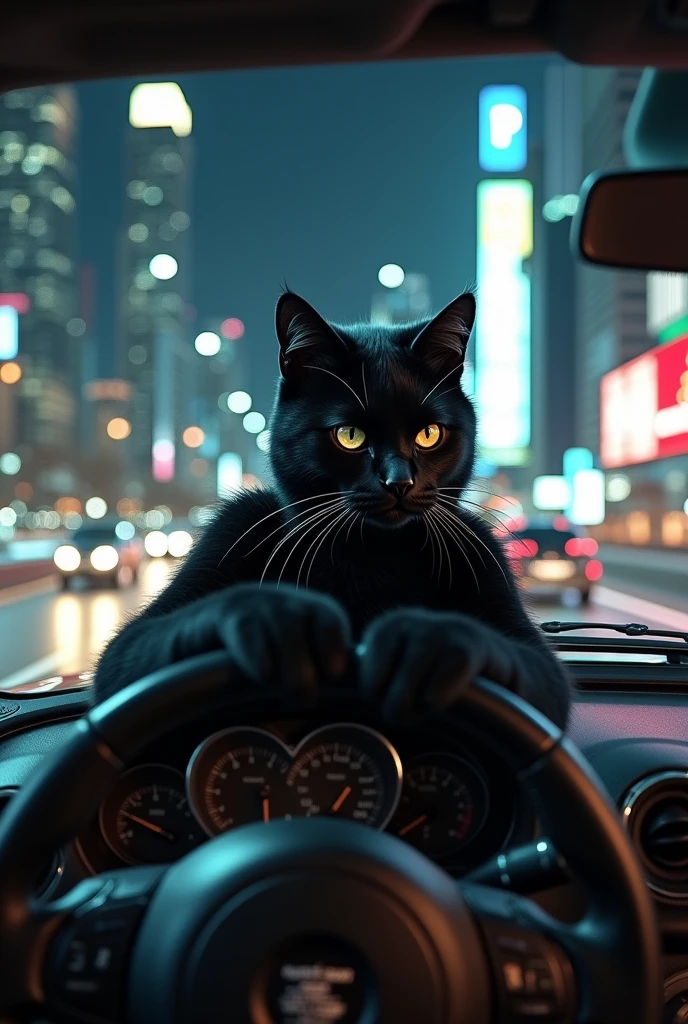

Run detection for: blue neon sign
[[479, 85, 527, 172]]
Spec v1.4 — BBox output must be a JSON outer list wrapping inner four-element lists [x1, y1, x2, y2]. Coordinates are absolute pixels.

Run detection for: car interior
[[2, 1, 688, 1022]]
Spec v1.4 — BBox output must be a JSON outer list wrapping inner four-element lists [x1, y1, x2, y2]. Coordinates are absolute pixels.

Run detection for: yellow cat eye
[[335, 425, 367, 450], [415, 424, 442, 449]]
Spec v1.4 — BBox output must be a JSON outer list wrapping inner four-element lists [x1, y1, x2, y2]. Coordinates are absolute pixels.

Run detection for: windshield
[[1, 58, 687, 692]]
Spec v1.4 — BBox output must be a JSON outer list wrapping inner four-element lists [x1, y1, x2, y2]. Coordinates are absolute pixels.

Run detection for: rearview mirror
[[572, 169, 688, 272]]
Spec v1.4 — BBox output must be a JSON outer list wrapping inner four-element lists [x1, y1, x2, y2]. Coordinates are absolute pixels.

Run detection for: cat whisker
[[302, 365, 366, 411], [434, 497, 511, 586], [361, 362, 368, 409], [430, 501, 479, 589], [218, 490, 345, 566], [243, 496, 347, 558], [431, 505, 480, 592], [261, 500, 349, 586], [345, 511, 360, 547], [420, 365, 461, 405], [299, 507, 352, 590], [330, 509, 358, 564], [427, 509, 452, 590]]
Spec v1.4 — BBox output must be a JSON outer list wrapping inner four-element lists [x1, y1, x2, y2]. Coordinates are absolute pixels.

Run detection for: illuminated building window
[[126, 180, 147, 199], [134, 270, 155, 291], [4, 248, 25, 268], [35, 286, 56, 309], [21, 155, 42, 175], [128, 222, 148, 242], [50, 186, 75, 213], [28, 216, 47, 237], [169, 211, 190, 231], [142, 185, 163, 206], [4, 142, 24, 162], [9, 212, 28, 231], [10, 194, 30, 214]]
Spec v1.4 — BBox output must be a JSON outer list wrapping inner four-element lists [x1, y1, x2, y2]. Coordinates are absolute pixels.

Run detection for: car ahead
[[53, 520, 143, 589], [505, 521, 603, 605], [144, 519, 195, 560]]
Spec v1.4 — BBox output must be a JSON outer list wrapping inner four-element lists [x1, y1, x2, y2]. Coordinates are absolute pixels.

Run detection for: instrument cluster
[[77, 721, 518, 875]]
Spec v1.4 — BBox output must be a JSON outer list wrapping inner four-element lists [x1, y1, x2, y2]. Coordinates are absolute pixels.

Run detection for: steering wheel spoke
[[462, 881, 577, 1023], [39, 865, 165, 1024]]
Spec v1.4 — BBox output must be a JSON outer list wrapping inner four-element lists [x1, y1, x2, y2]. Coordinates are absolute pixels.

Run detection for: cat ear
[[409, 293, 476, 375], [275, 291, 347, 378]]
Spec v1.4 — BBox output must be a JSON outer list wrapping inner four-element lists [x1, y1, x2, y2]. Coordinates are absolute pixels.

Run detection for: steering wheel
[[0, 651, 661, 1024]]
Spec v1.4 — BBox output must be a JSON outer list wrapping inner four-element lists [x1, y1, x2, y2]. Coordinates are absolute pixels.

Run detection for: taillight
[[505, 539, 539, 559], [564, 537, 599, 558], [585, 559, 603, 582]]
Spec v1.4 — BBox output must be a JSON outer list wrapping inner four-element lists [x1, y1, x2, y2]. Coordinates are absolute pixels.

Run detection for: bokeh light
[[168, 530, 193, 558], [220, 317, 245, 340], [256, 430, 271, 452], [106, 417, 132, 440], [378, 264, 405, 288], [149, 254, 178, 280], [85, 496, 108, 519], [243, 411, 266, 434], [194, 331, 221, 356], [0, 362, 21, 384], [115, 520, 136, 540], [0, 507, 17, 527], [144, 530, 168, 557], [227, 390, 252, 414], [0, 452, 21, 475], [182, 425, 205, 448]]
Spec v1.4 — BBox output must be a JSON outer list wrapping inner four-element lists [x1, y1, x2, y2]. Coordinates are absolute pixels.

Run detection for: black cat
[[94, 291, 570, 728]]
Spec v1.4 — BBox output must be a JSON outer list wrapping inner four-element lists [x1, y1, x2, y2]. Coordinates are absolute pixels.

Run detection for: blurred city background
[[2, 55, 688, 689]]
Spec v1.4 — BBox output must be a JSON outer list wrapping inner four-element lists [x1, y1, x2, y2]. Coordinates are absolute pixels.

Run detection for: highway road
[[1, 556, 687, 692]]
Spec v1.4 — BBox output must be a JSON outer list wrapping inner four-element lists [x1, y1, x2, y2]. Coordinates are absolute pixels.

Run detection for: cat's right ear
[[275, 292, 347, 379]]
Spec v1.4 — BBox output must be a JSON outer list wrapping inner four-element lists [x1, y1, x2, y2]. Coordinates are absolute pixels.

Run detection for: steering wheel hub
[[130, 819, 490, 1024]]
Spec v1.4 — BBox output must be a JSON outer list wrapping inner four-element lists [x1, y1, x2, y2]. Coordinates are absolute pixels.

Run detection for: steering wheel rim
[[0, 651, 661, 1024]]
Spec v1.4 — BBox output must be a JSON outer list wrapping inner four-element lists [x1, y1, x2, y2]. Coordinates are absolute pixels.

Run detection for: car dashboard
[[4, 661, 688, 1019]]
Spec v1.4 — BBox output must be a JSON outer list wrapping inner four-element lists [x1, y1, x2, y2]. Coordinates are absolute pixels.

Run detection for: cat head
[[268, 290, 477, 531]]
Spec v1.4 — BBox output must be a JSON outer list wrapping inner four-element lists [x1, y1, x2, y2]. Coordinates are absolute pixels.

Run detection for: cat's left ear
[[275, 291, 347, 379], [409, 293, 476, 374]]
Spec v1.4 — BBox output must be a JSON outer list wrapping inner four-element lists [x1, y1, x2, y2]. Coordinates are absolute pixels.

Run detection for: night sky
[[75, 54, 548, 412]]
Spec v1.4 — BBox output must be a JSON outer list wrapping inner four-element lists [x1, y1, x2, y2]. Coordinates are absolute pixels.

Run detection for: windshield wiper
[[541, 620, 688, 644]]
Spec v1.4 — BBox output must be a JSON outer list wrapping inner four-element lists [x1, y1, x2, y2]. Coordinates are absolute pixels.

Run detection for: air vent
[[0, 787, 62, 897], [623, 771, 688, 902]]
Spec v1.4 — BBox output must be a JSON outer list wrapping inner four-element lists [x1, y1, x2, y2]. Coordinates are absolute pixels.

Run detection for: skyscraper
[[0, 86, 79, 463], [120, 82, 193, 496], [576, 68, 648, 455]]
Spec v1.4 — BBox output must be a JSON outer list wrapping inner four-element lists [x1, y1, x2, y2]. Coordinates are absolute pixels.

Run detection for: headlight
[[54, 545, 80, 572], [167, 530, 193, 558], [90, 545, 119, 571], [144, 530, 168, 557]]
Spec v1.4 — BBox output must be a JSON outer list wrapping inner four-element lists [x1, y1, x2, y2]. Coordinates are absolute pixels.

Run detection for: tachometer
[[99, 764, 204, 865], [285, 724, 402, 830], [390, 753, 489, 858], [187, 728, 292, 836]]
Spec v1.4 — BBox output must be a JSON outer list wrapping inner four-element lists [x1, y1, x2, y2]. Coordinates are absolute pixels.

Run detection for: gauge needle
[[397, 813, 429, 837], [329, 786, 352, 814], [122, 811, 175, 841], [262, 796, 270, 822]]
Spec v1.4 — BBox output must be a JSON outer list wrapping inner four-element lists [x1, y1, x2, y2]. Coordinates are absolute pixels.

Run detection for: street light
[[194, 331, 221, 356], [182, 426, 205, 448], [106, 417, 131, 440], [378, 264, 405, 288], [243, 411, 266, 434], [149, 254, 178, 280], [227, 390, 251, 414]]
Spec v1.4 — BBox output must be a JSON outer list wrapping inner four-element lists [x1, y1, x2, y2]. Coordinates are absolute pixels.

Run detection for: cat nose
[[381, 472, 414, 499]]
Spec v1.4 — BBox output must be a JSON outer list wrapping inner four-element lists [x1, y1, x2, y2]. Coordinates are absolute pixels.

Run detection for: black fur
[[94, 292, 570, 728]]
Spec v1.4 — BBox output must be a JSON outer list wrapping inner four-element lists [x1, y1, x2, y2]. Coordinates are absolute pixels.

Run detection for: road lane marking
[[594, 585, 688, 631], [0, 652, 62, 691], [0, 576, 56, 608]]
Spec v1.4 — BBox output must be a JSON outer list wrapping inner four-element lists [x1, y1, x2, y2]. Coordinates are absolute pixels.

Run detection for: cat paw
[[214, 583, 351, 701], [359, 607, 517, 722]]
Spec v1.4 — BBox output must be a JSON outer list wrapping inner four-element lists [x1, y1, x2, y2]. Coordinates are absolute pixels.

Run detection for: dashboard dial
[[187, 728, 292, 836], [99, 765, 203, 865], [285, 724, 402, 829], [390, 753, 488, 858]]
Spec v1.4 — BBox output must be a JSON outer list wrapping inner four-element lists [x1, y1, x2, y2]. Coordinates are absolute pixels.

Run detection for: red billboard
[[600, 334, 688, 469]]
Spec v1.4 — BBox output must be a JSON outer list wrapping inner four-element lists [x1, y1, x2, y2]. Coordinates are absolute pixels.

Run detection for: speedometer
[[285, 724, 402, 830]]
